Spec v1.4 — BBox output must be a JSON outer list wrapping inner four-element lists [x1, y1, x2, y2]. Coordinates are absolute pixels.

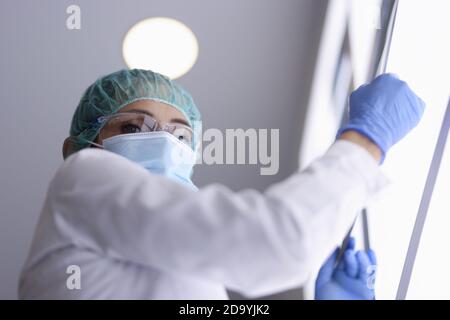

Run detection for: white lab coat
[[19, 140, 386, 299]]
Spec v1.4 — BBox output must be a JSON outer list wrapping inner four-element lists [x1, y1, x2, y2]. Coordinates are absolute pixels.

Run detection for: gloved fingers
[[356, 251, 374, 280], [354, 83, 369, 92], [385, 72, 399, 79], [413, 95, 427, 117], [367, 249, 377, 266], [318, 248, 339, 278], [389, 73, 399, 79], [344, 249, 358, 278], [337, 257, 345, 271], [373, 73, 399, 83], [316, 248, 339, 288], [335, 237, 356, 272], [346, 237, 356, 251]]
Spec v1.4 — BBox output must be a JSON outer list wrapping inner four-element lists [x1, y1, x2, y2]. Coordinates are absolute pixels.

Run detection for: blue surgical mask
[[102, 131, 198, 190]]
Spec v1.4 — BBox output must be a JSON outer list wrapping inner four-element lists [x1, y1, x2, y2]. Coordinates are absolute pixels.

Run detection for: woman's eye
[[176, 134, 191, 144], [121, 124, 141, 134]]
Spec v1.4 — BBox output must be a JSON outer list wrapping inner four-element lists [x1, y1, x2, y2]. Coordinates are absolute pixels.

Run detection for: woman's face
[[96, 99, 191, 144], [63, 99, 191, 158]]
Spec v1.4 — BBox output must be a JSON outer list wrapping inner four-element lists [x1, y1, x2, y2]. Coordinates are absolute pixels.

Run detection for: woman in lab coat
[[19, 69, 424, 299]]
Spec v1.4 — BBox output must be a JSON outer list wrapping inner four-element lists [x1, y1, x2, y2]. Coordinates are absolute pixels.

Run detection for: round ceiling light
[[122, 17, 199, 79]]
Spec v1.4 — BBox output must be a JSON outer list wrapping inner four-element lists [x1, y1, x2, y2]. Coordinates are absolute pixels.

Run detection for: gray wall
[[0, 0, 327, 299]]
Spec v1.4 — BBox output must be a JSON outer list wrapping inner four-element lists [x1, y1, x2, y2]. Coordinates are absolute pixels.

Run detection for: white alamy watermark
[[195, 126, 280, 176], [66, 264, 81, 290], [163, 122, 280, 176], [66, 5, 81, 30], [366, 265, 377, 290], [169, 126, 280, 175]]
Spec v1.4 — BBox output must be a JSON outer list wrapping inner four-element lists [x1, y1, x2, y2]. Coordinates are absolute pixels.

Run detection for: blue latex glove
[[315, 238, 377, 300], [338, 73, 426, 162]]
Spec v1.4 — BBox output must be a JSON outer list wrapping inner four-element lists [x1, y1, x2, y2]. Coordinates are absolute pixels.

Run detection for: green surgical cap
[[69, 69, 201, 151]]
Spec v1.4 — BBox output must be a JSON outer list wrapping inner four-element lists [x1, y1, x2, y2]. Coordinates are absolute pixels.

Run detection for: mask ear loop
[[71, 135, 104, 149], [86, 140, 104, 149], [71, 117, 106, 149]]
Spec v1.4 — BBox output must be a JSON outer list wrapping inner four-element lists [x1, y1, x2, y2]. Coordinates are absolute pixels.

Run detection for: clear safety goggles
[[95, 112, 193, 146]]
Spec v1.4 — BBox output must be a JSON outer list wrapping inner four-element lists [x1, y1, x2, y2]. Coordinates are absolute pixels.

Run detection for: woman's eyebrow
[[125, 109, 191, 127], [124, 109, 154, 117], [170, 118, 190, 127]]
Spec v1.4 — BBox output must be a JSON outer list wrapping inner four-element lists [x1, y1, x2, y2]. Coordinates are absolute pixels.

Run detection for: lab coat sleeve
[[48, 140, 387, 297]]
